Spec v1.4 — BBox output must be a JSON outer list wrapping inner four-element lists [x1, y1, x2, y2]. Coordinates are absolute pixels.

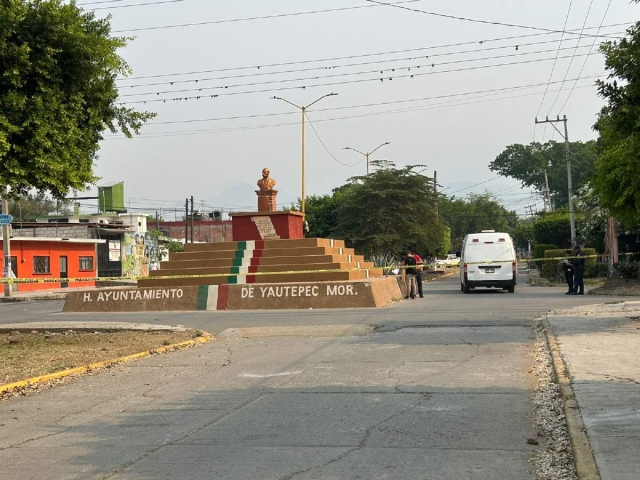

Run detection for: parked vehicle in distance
[[460, 230, 517, 294], [435, 254, 460, 268]]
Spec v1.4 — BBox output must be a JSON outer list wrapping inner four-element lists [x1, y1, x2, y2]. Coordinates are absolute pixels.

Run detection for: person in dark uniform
[[561, 250, 574, 295], [569, 245, 586, 295]]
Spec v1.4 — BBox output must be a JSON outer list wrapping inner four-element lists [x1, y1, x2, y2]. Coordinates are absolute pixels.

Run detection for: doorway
[[60, 256, 68, 288]]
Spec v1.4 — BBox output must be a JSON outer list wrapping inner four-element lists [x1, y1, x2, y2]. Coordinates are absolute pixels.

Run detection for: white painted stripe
[[347, 255, 352, 262], [365, 269, 370, 278], [240, 257, 251, 267], [206, 285, 219, 311], [236, 275, 247, 284], [238, 266, 249, 275], [329, 239, 334, 247], [246, 240, 255, 249], [338, 247, 343, 255], [239, 371, 303, 378]]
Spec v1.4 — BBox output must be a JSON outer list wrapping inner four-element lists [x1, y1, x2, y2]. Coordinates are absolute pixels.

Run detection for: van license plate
[[485, 269, 495, 274]]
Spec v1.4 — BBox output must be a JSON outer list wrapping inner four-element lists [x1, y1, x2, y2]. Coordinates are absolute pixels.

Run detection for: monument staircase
[[137, 238, 384, 288]]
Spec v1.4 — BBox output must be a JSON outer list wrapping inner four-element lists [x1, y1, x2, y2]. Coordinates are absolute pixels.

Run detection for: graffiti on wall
[[122, 233, 160, 277]]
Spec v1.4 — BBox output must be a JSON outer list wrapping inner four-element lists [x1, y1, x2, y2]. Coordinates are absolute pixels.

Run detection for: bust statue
[[257, 168, 276, 191]]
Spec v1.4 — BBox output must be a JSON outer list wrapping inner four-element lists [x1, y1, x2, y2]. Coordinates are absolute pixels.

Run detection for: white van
[[460, 230, 517, 294]]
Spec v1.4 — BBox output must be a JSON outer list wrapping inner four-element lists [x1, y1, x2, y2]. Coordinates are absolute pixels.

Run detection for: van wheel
[[463, 285, 470, 294], [508, 286, 515, 293]]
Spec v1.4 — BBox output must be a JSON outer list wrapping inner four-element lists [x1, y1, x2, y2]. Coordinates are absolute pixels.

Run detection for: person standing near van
[[569, 245, 585, 295], [561, 250, 574, 295], [402, 251, 418, 299], [412, 251, 425, 298]]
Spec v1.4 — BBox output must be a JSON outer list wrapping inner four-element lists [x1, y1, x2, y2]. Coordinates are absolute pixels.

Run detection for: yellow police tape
[[0, 252, 634, 285]]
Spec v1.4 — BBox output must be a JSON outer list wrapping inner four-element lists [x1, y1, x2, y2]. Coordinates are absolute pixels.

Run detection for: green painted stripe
[[230, 266, 240, 275], [232, 258, 242, 267], [238, 241, 246, 250], [196, 285, 209, 310], [227, 276, 238, 284]]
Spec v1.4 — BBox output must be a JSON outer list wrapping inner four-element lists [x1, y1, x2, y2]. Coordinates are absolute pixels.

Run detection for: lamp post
[[272, 93, 338, 216], [343, 142, 391, 175]]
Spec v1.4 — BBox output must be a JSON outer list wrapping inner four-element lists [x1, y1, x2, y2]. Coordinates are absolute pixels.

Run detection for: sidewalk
[[0, 283, 135, 302], [546, 301, 640, 480]]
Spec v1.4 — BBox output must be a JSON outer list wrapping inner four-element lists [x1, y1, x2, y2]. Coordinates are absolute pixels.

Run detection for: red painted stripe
[[255, 240, 265, 250], [217, 285, 229, 311], [253, 248, 263, 259], [248, 265, 259, 274], [247, 275, 257, 284]]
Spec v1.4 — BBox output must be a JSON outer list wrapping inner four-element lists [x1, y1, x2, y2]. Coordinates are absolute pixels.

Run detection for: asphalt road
[[1, 273, 627, 479]]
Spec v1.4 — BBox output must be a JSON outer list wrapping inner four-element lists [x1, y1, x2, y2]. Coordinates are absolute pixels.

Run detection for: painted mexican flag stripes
[[228, 240, 264, 284]]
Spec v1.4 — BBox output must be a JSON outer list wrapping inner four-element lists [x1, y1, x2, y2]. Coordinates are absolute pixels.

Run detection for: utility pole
[[524, 204, 536, 219], [273, 93, 338, 216], [543, 170, 553, 212], [2, 187, 12, 297], [190, 196, 194, 243], [343, 142, 391, 175], [184, 198, 189, 244], [155, 211, 159, 230], [535, 115, 575, 246], [434, 170, 438, 218]]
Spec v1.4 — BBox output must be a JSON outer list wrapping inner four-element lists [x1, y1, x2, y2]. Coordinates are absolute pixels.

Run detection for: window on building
[[33, 256, 50, 274], [79, 256, 94, 271]]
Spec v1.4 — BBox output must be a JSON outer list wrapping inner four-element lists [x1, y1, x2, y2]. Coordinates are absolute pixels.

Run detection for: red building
[[158, 219, 232, 243], [0, 238, 104, 292]]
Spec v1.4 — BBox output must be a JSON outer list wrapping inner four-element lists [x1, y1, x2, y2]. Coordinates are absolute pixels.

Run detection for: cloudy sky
[[89, 0, 639, 218]]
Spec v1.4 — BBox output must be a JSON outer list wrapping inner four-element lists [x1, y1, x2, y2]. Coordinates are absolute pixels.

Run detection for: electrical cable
[[545, 0, 595, 119], [534, 0, 573, 136], [111, 0, 428, 33], [559, 0, 613, 113], [119, 45, 595, 98], [88, 0, 186, 10], [118, 51, 599, 105], [105, 82, 599, 140], [364, 0, 619, 40], [304, 113, 365, 168], [144, 74, 602, 127], [117, 23, 628, 82]]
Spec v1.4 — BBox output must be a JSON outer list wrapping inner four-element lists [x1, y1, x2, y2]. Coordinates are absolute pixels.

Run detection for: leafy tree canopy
[[0, 0, 154, 199], [592, 21, 640, 226], [489, 140, 597, 207], [439, 193, 518, 252], [334, 162, 446, 257]]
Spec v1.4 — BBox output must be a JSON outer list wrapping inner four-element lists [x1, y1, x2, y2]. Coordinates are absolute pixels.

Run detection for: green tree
[[298, 188, 353, 239], [531, 212, 581, 248], [439, 193, 518, 251], [489, 140, 597, 207], [6, 192, 54, 219], [334, 163, 445, 257], [592, 21, 640, 226], [0, 0, 154, 199]]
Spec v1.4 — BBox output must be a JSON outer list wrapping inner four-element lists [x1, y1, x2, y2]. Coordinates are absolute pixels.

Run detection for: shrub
[[615, 262, 640, 279], [534, 244, 557, 269], [532, 213, 579, 247], [542, 248, 598, 281]]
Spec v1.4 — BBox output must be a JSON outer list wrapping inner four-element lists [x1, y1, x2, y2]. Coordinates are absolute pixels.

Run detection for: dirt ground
[[589, 278, 640, 296], [1, 330, 201, 385]]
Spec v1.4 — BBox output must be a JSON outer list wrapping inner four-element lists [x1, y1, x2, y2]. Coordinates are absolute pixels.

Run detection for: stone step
[[149, 262, 375, 277], [160, 254, 368, 270], [138, 269, 383, 288], [172, 246, 356, 261], [182, 238, 346, 253]]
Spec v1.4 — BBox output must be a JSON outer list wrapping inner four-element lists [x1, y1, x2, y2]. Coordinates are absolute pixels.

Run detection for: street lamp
[[343, 142, 391, 175], [272, 93, 338, 216]]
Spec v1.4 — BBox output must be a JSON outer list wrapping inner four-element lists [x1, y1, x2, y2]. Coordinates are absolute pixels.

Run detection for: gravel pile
[[530, 320, 578, 480]]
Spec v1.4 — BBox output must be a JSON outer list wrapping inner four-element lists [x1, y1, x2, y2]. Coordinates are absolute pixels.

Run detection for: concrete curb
[[0, 294, 68, 302], [0, 334, 213, 395], [542, 318, 601, 480]]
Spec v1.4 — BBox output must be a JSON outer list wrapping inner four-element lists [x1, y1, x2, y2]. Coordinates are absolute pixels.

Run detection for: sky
[[86, 0, 640, 219]]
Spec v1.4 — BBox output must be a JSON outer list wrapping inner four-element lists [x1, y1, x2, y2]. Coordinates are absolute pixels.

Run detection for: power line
[[304, 113, 364, 168], [545, 0, 595, 119], [364, 0, 619, 40], [534, 0, 573, 125], [87, 0, 186, 10], [446, 177, 501, 195], [111, 0, 428, 33], [119, 45, 595, 98], [118, 51, 599, 105], [143, 74, 602, 127], [117, 22, 631, 87], [559, 0, 613, 113], [105, 81, 599, 140]]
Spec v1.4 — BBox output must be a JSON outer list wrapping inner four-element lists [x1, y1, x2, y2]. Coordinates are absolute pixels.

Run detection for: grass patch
[[1, 330, 198, 385], [589, 278, 640, 297]]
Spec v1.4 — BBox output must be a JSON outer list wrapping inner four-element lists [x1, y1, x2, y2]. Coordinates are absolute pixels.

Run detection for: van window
[[464, 244, 513, 263]]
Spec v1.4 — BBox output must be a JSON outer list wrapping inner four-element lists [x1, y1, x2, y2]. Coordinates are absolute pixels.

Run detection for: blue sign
[[0, 214, 13, 225]]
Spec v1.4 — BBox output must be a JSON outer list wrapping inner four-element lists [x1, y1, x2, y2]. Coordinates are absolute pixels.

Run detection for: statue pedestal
[[230, 211, 305, 241], [256, 190, 278, 212]]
